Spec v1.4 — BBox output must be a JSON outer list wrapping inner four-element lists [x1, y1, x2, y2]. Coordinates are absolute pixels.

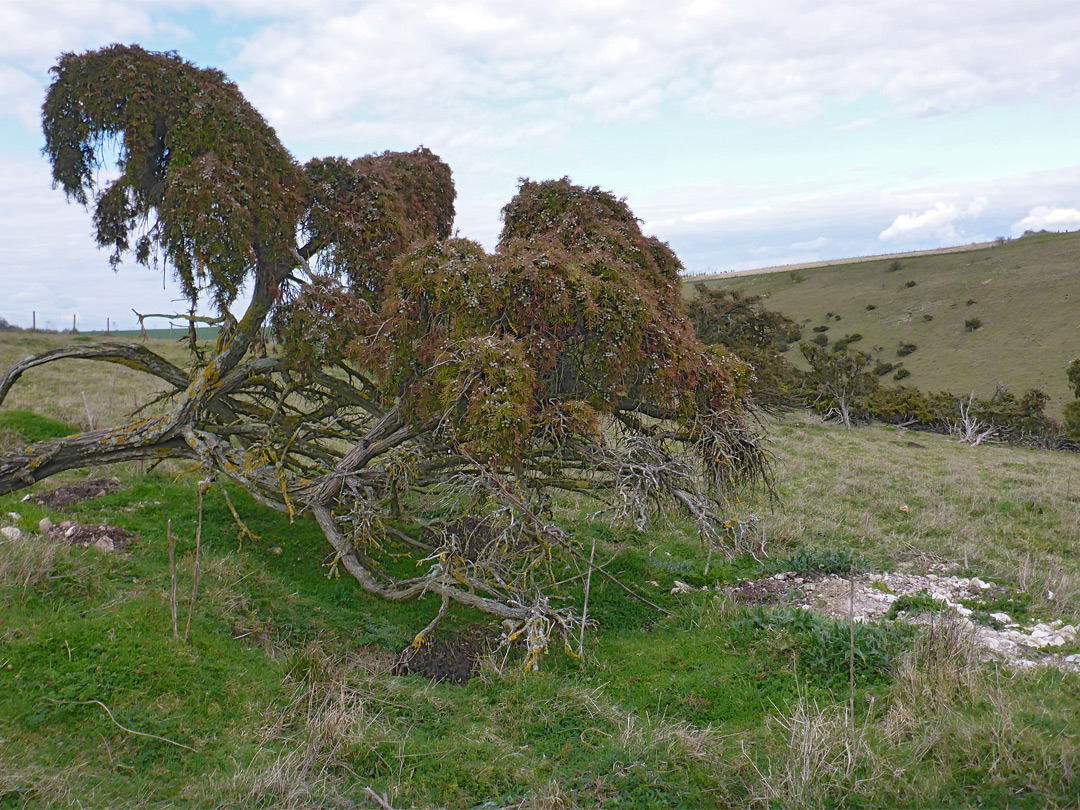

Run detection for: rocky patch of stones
[[725, 570, 1079, 673], [1, 512, 133, 552]]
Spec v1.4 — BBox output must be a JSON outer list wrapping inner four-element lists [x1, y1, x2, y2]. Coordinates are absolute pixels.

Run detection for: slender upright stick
[[168, 519, 178, 639], [183, 489, 204, 641], [848, 568, 856, 760], [579, 536, 597, 656]]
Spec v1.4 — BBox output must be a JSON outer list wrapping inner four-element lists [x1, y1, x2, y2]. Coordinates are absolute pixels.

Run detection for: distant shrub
[[812, 325, 829, 333], [966, 299, 977, 306], [865, 303, 877, 311], [1064, 401, 1080, 439], [873, 361, 896, 376], [922, 314, 933, 321], [964, 318, 982, 332], [893, 368, 911, 380], [832, 333, 863, 350], [1068, 358, 1080, 399], [0, 317, 18, 332], [897, 342, 918, 357], [811, 334, 829, 347], [867, 386, 957, 427], [887, 259, 902, 272], [790, 270, 805, 283], [904, 280, 917, 288]]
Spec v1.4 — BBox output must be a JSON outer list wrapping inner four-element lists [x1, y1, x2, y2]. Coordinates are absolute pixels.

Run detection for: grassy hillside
[[687, 231, 1080, 417], [1, 331, 1078, 808]]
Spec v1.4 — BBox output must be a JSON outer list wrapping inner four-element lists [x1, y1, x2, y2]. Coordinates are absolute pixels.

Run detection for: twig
[[580, 535, 597, 655], [848, 568, 856, 763], [81, 391, 94, 430], [168, 519, 178, 639], [47, 698, 196, 752], [183, 488, 204, 641], [363, 786, 398, 810]]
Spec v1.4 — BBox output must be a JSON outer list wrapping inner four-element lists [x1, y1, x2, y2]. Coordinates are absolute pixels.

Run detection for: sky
[[3, 0, 1080, 330]]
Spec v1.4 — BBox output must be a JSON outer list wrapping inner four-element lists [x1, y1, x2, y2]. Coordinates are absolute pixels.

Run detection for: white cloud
[[879, 198, 987, 243], [1010, 205, 1080, 236]]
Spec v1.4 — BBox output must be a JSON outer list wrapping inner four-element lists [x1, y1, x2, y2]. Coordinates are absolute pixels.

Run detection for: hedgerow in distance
[[0, 45, 769, 659]]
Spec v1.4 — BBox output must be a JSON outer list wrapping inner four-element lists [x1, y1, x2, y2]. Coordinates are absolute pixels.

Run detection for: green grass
[[2, 333, 1079, 807], [0, 410, 77, 444], [2, 408, 1079, 808], [687, 230, 1080, 417]]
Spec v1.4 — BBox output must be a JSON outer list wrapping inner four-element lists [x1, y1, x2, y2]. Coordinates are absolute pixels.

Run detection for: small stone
[[38, 517, 54, 534], [670, 580, 693, 595], [971, 577, 989, 589], [990, 612, 1012, 624], [59, 521, 73, 530], [0, 526, 22, 541], [1066, 654, 1080, 663], [773, 573, 786, 581], [65, 526, 78, 538], [6, 512, 20, 521], [93, 536, 114, 552]]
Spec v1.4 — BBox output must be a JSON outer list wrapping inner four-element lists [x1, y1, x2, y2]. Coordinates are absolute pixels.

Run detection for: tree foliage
[[686, 285, 802, 405], [1, 46, 768, 657]]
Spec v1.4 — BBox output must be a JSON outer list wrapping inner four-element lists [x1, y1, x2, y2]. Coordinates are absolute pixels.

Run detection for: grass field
[[1, 333, 1079, 808], [686, 230, 1080, 418]]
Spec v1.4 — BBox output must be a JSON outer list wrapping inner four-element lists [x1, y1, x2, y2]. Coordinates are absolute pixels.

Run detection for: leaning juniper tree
[[0, 45, 768, 662]]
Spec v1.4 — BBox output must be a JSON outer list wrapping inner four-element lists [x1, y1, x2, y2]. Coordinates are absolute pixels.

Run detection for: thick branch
[[0, 422, 191, 494], [0, 343, 188, 408]]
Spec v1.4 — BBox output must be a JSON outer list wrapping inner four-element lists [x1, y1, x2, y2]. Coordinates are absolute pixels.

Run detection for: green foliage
[[734, 606, 907, 687], [811, 334, 829, 347], [887, 259, 902, 272], [893, 368, 911, 381], [905, 280, 917, 288], [799, 341, 877, 425], [1067, 358, 1080, 399], [769, 546, 866, 576], [832, 333, 863, 351], [812, 324, 830, 333], [866, 386, 956, 427], [1063, 400, 1080, 438], [897, 342, 918, 357], [873, 361, 896, 376], [299, 150, 455, 303], [0, 411, 78, 443], [686, 285, 802, 406], [886, 589, 948, 619], [42, 45, 305, 309], [965, 317, 982, 332]]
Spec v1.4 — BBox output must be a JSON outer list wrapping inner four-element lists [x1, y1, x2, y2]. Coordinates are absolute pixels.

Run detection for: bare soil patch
[[31, 478, 123, 510], [46, 520, 135, 551], [397, 626, 495, 684]]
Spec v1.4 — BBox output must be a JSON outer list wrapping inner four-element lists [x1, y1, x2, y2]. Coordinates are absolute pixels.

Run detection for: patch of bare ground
[[27, 477, 123, 510], [724, 569, 1080, 673], [396, 626, 497, 684], [41, 518, 134, 551]]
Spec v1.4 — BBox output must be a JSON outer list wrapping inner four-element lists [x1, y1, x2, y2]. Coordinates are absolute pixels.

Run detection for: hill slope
[[687, 231, 1080, 416]]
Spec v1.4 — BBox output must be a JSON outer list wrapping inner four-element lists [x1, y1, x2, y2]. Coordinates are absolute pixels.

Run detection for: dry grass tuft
[[0, 532, 60, 600]]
